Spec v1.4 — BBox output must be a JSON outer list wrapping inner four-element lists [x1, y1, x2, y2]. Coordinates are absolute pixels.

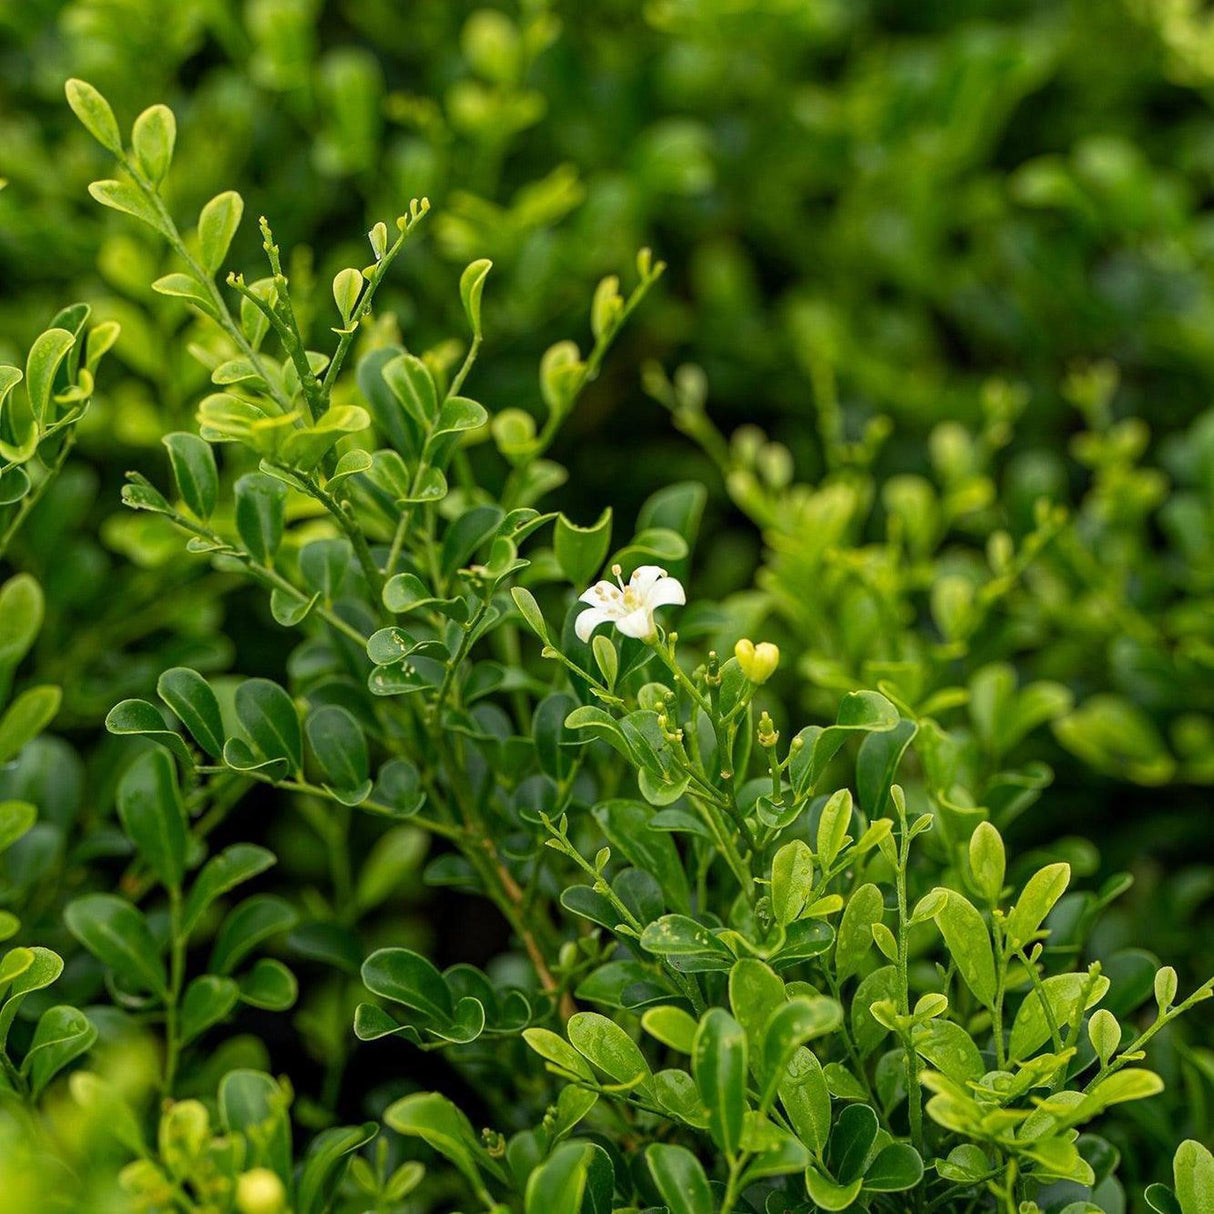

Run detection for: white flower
[[575, 564, 686, 643]]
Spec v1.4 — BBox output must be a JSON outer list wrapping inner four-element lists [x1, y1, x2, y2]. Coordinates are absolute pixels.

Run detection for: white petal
[[615, 606, 656, 639], [575, 605, 613, 643], [629, 565, 666, 595], [645, 576, 686, 609], [579, 581, 622, 607]]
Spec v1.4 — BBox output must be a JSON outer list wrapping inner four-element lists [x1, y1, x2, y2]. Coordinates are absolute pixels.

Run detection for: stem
[[0, 431, 76, 560], [894, 814, 925, 1157], [163, 883, 186, 1094]]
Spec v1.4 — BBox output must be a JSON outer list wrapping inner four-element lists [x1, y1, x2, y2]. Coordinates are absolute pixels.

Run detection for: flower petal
[[629, 565, 667, 595], [579, 581, 622, 607], [645, 576, 686, 609], [614, 606, 656, 639], [575, 605, 613, 643]]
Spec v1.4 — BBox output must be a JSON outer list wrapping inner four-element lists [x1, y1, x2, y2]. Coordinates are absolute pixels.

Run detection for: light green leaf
[[198, 190, 244, 274], [65, 79, 123, 153]]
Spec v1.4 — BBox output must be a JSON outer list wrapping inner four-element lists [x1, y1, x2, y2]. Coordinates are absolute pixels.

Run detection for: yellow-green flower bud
[[734, 638, 780, 685], [235, 1168, 286, 1214]]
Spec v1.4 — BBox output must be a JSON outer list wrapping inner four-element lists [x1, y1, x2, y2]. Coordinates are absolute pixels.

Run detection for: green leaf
[[162, 433, 217, 520], [239, 957, 298, 1011], [927, 889, 996, 1009], [235, 678, 302, 773], [641, 915, 733, 972], [182, 844, 276, 936], [1009, 971, 1110, 1060], [779, 1046, 832, 1154], [568, 1011, 653, 1093], [523, 1027, 595, 1080], [153, 273, 217, 319], [430, 395, 487, 440], [836, 882, 884, 983], [209, 895, 297, 975], [828, 1102, 879, 1184], [65, 79, 123, 153], [524, 1141, 598, 1214], [511, 586, 550, 641], [770, 839, 814, 927], [817, 788, 854, 868], [646, 1144, 713, 1214], [64, 894, 166, 997], [0, 685, 61, 764], [384, 1092, 506, 1190], [180, 974, 240, 1046], [104, 698, 192, 765], [555, 508, 612, 587], [234, 472, 287, 564], [1174, 1139, 1214, 1214], [641, 1005, 699, 1054], [306, 705, 369, 794], [760, 997, 842, 1108], [693, 1008, 748, 1156], [25, 328, 75, 426], [912, 1018, 984, 1084], [157, 667, 225, 758], [198, 190, 244, 274], [383, 351, 437, 425], [0, 947, 62, 1050], [117, 748, 188, 890], [0, 801, 35, 854], [361, 948, 454, 1023], [460, 258, 492, 340], [24, 1005, 96, 1097], [804, 1166, 863, 1210], [1006, 863, 1071, 949], [332, 267, 364, 325], [0, 573, 43, 674], [131, 104, 175, 186], [297, 1121, 379, 1214], [968, 821, 1005, 906], [864, 1142, 924, 1192], [88, 180, 169, 237]]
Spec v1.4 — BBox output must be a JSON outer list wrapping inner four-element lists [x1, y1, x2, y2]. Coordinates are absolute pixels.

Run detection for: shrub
[[0, 80, 1208, 1214]]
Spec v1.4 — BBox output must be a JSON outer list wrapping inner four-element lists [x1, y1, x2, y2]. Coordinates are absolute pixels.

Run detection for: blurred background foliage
[[1, 0, 1213, 1188]]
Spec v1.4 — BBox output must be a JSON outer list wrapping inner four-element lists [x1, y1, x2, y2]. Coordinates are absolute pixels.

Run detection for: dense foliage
[[0, 4, 1212, 1213]]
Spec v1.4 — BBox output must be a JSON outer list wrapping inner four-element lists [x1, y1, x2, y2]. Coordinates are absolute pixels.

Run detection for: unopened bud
[[235, 1168, 286, 1214], [758, 710, 779, 748], [735, 638, 780, 685]]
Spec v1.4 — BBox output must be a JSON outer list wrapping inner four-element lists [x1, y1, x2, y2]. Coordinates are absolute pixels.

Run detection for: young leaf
[[131, 104, 176, 186], [65, 79, 122, 154], [25, 328, 75, 426], [929, 890, 997, 1009], [198, 191, 244, 274], [1006, 863, 1071, 948], [460, 258, 492, 340], [88, 181, 169, 237], [25, 1005, 96, 1097]]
